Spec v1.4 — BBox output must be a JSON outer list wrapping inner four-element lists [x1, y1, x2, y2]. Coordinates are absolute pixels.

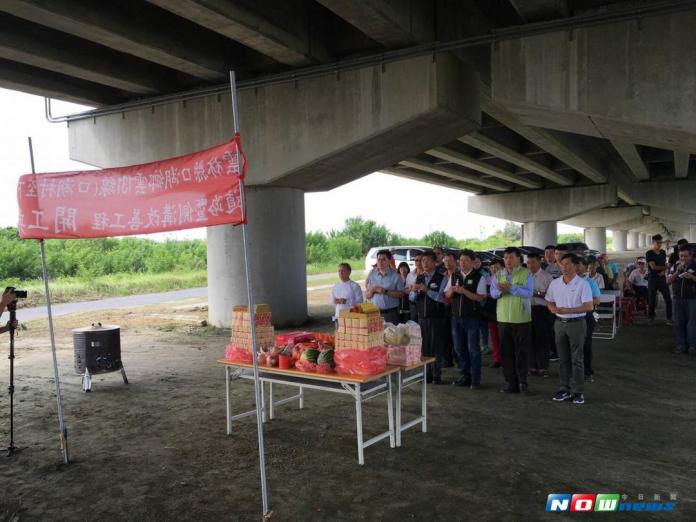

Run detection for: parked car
[[555, 242, 600, 258], [364, 246, 429, 272]]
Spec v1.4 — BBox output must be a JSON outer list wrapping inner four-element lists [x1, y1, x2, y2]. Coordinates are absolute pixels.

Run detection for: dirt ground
[[0, 288, 694, 521]]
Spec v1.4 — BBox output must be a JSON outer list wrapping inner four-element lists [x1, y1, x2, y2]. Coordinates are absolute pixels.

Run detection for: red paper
[[17, 134, 247, 239]]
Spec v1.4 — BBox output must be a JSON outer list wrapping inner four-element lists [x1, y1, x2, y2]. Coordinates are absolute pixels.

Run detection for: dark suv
[[556, 242, 600, 258]]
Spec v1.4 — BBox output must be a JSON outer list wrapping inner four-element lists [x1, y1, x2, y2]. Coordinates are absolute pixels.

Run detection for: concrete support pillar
[[690, 224, 696, 243], [584, 227, 607, 253], [612, 230, 628, 252], [644, 233, 653, 247], [522, 221, 557, 248], [638, 233, 646, 248], [627, 232, 639, 250], [207, 187, 306, 327]]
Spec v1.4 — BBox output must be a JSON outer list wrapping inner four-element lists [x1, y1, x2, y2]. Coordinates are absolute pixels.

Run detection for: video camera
[[5, 287, 27, 301]]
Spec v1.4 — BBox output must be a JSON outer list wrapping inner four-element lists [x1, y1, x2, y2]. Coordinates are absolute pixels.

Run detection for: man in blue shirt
[[413, 250, 448, 384], [577, 257, 601, 382], [366, 249, 405, 325]]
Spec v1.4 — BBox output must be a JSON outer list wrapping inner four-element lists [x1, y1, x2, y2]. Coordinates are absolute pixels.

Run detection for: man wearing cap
[[366, 249, 405, 325], [645, 234, 673, 325], [627, 258, 649, 300], [546, 254, 594, 405]]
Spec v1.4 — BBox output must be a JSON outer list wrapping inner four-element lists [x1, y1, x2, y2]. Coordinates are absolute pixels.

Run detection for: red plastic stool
[[620, 298, 634, 324]]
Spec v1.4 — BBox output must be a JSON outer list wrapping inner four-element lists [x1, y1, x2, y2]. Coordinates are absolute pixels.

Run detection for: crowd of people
[[330, 234, 696, 405]]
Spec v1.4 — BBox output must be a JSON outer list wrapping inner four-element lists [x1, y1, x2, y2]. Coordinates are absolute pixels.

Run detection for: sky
[[1, 87, 581, 241]]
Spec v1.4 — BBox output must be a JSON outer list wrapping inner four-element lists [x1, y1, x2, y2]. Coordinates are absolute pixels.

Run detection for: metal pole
[[28, 137, 69, 464], [228, 72, 269, 516], [6, 306, 17, 456]]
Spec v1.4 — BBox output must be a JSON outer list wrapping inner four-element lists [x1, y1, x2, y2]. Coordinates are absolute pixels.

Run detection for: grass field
[[16, 271, 208, 307]]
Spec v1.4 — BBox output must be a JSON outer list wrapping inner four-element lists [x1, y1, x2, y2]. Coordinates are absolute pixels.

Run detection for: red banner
[[17, 134, 247, 239]]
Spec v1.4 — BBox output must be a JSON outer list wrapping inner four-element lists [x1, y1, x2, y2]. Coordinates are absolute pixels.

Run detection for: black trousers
[[648, 277, 672, 320], [584, 312, 595, 376], [380, 308, 401, 325], [443, 314, 454, 366], [530, 306, 553, 371], [498, 322, 532, 388], [419, 316, 447, 381]]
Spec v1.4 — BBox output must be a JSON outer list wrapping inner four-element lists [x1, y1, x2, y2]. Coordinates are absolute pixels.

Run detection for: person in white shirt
[[545, 253, 594, 405], [405, 253, 422, 321], [527, 253, 554, 378], [627, 258, 649, 302], [330, 263, 364, 322]]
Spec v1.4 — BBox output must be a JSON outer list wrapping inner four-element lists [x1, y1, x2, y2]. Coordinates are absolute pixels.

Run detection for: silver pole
[[28, 137, 69, 464], [228, 71, 269, 516]]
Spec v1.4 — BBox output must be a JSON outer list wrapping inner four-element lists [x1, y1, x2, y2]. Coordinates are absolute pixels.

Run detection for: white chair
[[593, 293, 618, 340]]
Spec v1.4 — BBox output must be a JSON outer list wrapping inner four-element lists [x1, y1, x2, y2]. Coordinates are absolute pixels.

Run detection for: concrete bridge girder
[[491, 10, 696, 152], [467, 184, 618, 224]]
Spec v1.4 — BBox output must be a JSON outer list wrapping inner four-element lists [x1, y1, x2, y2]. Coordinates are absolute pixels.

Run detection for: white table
[[217, 359, 400, 465], [393, 357, 435, 447]]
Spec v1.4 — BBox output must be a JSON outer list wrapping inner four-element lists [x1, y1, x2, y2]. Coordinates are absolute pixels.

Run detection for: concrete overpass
[[2, 0, 695, 325]]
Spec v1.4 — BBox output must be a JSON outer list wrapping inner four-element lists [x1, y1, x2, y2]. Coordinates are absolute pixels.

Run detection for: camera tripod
[[6, 303, 17, 456]]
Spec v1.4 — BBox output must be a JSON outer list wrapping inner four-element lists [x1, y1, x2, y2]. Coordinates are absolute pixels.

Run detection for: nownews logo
[[546, 493, 677, 512]]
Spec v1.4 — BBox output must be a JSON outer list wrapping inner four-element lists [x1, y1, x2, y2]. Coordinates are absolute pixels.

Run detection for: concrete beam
[[630, 180, 696, 214], [399, 159, 511, 192], [0, 0, 249, 81], [381, 167, 483, 195], [0, 13, 190, 94], [562, 206, 646, 228], [69, 53, 481, 192], [482, 98, 609, 184], [647, 206, 696, 226], [467, 184, 617, 223], [458, 131, 571, 186], [147, 0, 330, 66], [316, 0, 433, 47], [425, 146, 541, 189], [491, 10, 696, 152], [0, 58, 124, 106], [674, 151, 690, 179], [612, 141, 650, 181], [610, 216, 660, 233]]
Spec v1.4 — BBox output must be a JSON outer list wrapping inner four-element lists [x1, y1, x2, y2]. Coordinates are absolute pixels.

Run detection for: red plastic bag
[[334, 347, 387, 376], [294, 360, 317, 372], [316, 362, 334, 374], [225, 344, 252, 364], [275, 331, 316, 346]]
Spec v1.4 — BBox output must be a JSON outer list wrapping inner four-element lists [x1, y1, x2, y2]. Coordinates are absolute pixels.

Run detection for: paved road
[[18, 271, 366, 322], [18, 287, 208, 322]]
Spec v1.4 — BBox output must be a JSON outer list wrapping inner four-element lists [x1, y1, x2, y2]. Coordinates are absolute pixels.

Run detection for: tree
[[341, 217, 391, 254], [503, 221, 521, 241], [422, 230, 457, 248]]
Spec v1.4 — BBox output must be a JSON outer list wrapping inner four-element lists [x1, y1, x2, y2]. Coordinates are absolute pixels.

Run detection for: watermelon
[[300, 349, 320, 363], [317, 350, 334, 366]]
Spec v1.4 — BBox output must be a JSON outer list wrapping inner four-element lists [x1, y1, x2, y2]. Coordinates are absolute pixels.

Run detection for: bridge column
[[584, 227, 606, 253], [612, 230, 628, 252], [522, 221, 557, 249], [627, 232, 639, 250]]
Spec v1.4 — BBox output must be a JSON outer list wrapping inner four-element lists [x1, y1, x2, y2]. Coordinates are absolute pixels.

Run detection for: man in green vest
[[490, 247, 534, 394]]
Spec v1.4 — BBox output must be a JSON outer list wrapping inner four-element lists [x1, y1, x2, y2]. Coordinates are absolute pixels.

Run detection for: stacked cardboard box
[[229, 304, 275, 350], [335, 303, 384, 350]]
